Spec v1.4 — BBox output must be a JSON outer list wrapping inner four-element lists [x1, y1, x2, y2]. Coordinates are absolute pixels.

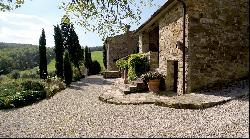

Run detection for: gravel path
[[0, 75, 249, 138]]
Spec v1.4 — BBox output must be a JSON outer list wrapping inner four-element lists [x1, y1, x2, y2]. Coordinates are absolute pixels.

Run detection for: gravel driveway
[[0, 75, 249, 138]]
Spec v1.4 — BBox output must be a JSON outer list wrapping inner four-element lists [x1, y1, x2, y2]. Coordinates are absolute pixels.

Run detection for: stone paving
[[100, 78, 249, 109]]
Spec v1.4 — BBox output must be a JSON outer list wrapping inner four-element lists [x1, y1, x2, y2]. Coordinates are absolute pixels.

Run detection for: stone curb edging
[[98, 94, 155, 105], [99, 91, 249, 109]]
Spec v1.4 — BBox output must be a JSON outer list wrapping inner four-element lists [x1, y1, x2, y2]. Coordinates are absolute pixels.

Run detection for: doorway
[[167, 60, 178, 92]]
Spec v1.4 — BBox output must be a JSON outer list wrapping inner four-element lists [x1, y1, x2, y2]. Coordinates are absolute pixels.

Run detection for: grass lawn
[[46, 51, 105, 72], [91, 51, 105, 71], [47, 59, 56, 73], [19, 51, 105, 75]]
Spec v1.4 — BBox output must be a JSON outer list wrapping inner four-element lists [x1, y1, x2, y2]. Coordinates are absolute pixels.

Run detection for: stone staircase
[[115, 79, 148, 94]]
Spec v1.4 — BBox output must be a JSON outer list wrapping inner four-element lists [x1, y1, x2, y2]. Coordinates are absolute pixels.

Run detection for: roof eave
[[135, 0, 177, 35]]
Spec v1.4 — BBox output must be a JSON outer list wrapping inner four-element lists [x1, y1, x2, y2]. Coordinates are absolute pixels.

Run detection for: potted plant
[[140, 71, 165, 93]]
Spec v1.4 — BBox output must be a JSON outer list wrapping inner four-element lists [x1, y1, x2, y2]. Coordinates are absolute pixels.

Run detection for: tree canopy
[[1, 0, 159, 40], [59, 0, 157, 39], [0, 0, 24, 11]]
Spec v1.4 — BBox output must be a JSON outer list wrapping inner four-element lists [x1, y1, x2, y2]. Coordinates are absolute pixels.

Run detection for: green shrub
[[127, 53, 149, 81], [89, 60, 101, 75], [44, 77, 65, 97], [48, 71, 56, 78], [116, 59, 128, 69], [72, 66, 82, 81], [8, 70, 20, 79], [21, 72, 39, 79], [0, 77, 65, 109], [21, 80, 44, 91]]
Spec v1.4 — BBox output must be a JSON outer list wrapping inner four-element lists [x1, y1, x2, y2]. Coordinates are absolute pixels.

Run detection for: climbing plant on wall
[[116, 59, 128, 70], [127, 53, 149, 81]]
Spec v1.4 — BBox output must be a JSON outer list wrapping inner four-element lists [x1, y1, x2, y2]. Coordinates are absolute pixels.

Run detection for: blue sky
[[0, 0, 166, 47]]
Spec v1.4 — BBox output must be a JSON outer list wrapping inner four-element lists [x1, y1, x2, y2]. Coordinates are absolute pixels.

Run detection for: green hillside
[[91, 51, 105, 71]]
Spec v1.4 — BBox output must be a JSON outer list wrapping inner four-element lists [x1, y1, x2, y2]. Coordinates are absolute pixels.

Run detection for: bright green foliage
[[127, 53, 149, 81], [0, 0, 24, 12], [115, 53, 149, 81], [39, 29, 48, 79], [60, 0, 158, 39], [0, 78, 45, 108], [116, 59, 128, 70], [103, 44, 107, 69], [0, 42, 55, 75], [0, 77, 65, 109], [91, 51, 104, 71], [63, 51, 72, 86], [54, 25, 64, 78]]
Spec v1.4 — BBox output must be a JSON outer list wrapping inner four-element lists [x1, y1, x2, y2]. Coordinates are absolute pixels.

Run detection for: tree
[[0, 0, 24, 12], [39, 28, 48, 79], [103, 44, 107, 69], [89, 60, 101, 75], [84, 46, 92, 69], [68, 24, 83, 76], [60, 0, 158, 39], [63, 50, 72, 86], [1, 0, 158, 39], [54, 25, 64, 78], [61, 22, 70, 50]]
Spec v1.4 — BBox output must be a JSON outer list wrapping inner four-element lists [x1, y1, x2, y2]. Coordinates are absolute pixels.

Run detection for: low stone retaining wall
[[103, 71, 121, 79], [99, 80, 249, 109]]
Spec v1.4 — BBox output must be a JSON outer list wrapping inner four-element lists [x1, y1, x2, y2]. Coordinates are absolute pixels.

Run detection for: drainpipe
[[177, 0, 186, 94]]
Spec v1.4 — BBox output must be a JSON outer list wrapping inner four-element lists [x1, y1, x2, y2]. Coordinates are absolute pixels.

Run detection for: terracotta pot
[[148, 79, 160, 93]]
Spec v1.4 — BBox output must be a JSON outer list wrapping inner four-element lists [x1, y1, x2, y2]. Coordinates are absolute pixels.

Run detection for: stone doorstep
[[99, 87, 249, 109]]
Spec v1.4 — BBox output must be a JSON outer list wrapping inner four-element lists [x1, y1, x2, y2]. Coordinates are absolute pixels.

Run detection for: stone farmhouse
[[104, 25, 139, 71], [135, 0, 249, 95]]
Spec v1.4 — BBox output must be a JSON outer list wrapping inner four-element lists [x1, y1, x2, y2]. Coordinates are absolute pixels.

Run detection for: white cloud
[[0, 12, 54, 47]]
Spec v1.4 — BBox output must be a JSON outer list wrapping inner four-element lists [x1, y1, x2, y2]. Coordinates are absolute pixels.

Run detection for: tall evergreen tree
[[54, 25, 64, 78], [84, 46, 92, 69], [68, 24, 82, 75], [64, 50, 72, 86], [103, 44, 107, 69], [39, 28, 48, 79], [61, 22, 70, 50]]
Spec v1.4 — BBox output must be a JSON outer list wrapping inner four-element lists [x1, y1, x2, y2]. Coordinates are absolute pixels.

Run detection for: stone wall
[[145, 51, 159, 71], [158, 2, 189, 95], [138, 0, 249, 95], [149, 27, 159, 52], [106, 31, 139, 71], [187, 0, 249, 91]]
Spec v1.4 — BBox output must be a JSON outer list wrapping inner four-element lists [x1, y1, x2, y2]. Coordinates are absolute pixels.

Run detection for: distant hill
[[0, 42, 38, 49], [0, 42, 55, 75], [89, 46, 103, 52]]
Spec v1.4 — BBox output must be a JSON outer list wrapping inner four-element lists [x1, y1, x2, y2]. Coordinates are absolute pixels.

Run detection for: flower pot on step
[[148, 79, 160, 93]]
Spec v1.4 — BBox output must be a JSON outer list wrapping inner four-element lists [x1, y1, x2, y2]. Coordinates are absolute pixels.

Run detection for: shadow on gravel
[[193, 79, 249, 102], [69, 75, 114, 91]]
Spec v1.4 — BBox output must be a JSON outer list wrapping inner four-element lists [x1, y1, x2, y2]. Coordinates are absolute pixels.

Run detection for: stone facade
[[187, 0, 249, 91], [136, 0, 249, 95], [105, 27, 139, 71]]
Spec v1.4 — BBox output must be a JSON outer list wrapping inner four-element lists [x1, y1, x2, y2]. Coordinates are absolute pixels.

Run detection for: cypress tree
[[39, 28, 48, 79], [68, 24, 82, 76], [54, 25, 64, 78], [103, 44, 107, 69], [64, 50, 72, 86], [84, 46, 92, 69], [61, 22, 70, 50]]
